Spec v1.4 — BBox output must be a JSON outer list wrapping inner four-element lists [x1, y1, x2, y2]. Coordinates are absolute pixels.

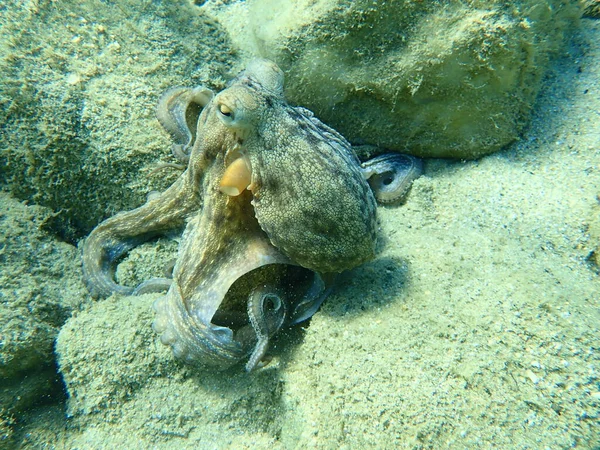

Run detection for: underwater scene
[[0, 0, 599, 448]]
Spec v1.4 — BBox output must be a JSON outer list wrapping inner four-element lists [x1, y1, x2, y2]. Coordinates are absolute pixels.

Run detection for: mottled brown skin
[[216, 73, 378, 273], [82, 59, 417, 370]]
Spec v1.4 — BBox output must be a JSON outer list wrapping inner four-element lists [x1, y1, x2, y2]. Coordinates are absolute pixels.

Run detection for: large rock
[[0, 0, 235, 241], [201, 0, 581, 158], [0, 193, 87, 443]]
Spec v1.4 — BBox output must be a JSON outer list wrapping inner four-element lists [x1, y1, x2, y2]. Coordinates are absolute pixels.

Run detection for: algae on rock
[[0, 192, 88, 444], [201, 0, 581, 158], [0, 0, 236, 241]]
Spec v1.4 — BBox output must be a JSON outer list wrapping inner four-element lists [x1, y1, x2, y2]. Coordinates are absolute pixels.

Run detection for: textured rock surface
[[201, 0, 581, 159], [0, 192, 87, 444], [0, 1, 235, 241], [0, 193, 86, 378], [56, 294, 173, 417]]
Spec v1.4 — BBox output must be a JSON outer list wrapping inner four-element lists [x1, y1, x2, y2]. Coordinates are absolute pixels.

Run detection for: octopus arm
[[82, 176, 198, 298], [156, 86, 214, 162], [361, 153, 423, 203]]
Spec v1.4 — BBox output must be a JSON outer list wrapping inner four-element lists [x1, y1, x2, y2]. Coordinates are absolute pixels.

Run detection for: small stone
[[526, 370, 540, 384]]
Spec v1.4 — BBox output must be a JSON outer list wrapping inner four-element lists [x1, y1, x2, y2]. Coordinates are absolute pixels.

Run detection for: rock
[[0, 192, 87, 441], [0, 193, 86, 378], [201, 0, 581, 158], [0, 1, 235, 241], [56, 293, 173, 417]]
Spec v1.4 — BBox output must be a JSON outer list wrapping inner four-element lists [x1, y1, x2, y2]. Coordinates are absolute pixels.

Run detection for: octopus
[[82, 59, 422, 372]]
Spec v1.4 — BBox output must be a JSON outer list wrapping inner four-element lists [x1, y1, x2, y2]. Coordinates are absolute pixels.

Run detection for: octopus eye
[[218, 103, 234, 119]]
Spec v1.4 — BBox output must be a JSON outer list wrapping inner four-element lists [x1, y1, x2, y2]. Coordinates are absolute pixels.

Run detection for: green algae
[[0, 0, 236, 242]]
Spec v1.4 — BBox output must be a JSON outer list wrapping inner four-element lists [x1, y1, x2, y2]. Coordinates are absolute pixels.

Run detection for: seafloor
[[0, 2, 598, 450]]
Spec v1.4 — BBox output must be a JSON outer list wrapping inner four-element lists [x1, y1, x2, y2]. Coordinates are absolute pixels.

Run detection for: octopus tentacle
[[244, 273, 330, 372], [82, 175, 199, 298], [288, 272, 332, 325], [361, 153, 423, 203], [151, 224, 293, 367], [245, 286, 287, 372], [153, 282, 247, 366], [132, 278, 172, 295], [156, 86, 214, 163]]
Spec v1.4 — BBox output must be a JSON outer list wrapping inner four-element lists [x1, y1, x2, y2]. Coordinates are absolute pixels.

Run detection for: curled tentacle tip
[[362, 153, 423, 203], [245, 285, 288, 372]]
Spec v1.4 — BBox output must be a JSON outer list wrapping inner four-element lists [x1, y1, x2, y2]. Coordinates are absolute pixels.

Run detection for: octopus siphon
[[82, 59, 422, 372]]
